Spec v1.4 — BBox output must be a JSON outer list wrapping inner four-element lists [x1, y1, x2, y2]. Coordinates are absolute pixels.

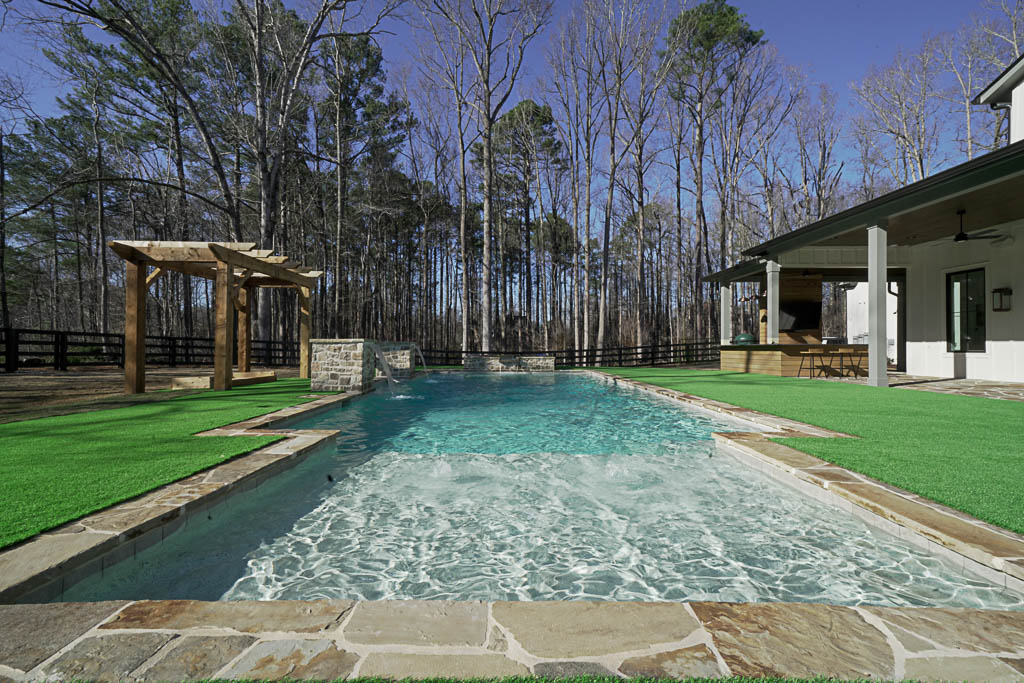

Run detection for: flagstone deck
[[831, 372, 1024, 402], [1, 598, 1023, 681]]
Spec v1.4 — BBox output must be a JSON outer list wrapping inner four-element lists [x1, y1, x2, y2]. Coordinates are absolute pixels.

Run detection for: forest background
[[0, 0, 1021, 354]]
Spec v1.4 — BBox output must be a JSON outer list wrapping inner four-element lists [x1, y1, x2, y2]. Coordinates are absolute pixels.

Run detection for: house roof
[[729, 138, 1024, 262], [974, 51, 1024, 106]]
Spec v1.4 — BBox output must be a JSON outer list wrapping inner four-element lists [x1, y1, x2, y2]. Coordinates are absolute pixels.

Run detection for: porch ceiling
[[816, 171, 1024, 247]]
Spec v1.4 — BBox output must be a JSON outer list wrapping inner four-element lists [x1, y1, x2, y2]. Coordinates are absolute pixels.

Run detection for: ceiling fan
[[950, 209, 1003, 243]]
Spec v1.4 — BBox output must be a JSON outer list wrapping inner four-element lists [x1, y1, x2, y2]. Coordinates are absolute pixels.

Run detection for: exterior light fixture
[[993, 287, 1012, 312]]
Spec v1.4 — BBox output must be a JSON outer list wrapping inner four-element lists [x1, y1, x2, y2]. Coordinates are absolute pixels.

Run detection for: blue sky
[[0, 0, 990, 120]]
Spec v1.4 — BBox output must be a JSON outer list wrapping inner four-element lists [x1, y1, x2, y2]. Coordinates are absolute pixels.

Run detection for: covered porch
[[708, 139, 1024, 387]]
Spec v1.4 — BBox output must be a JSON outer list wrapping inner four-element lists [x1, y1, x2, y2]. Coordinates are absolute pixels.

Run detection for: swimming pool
[[63, 372, 1023, 609]]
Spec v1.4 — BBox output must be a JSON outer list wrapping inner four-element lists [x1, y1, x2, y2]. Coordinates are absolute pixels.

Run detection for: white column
[[720, 283, 733, 345], [766, 260, 780, 344], [868, 222, 889, 387]]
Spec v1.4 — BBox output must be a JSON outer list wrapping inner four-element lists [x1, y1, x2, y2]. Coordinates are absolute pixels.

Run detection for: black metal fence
[[2, 327, 717, 373], [420, 340, 720, 368], [1, 327, 298, 373]]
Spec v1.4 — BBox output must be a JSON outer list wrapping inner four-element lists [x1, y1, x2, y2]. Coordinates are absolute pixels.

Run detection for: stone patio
[[1, 598, 1023, 681], [830, 372, 1024, 402]]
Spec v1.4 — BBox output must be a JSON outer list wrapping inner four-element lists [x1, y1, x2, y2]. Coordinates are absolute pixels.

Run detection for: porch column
[[868, 221, 889, 387], [766, 260, 780, 344], [720, 283, 733, 346]]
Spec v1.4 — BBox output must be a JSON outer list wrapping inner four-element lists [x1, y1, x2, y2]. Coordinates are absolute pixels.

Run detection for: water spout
[[411, 343, 428, 374], [366, 341, 398, 392]]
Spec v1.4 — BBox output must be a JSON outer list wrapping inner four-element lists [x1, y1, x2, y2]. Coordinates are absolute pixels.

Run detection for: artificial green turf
[[0, 378, 329, 550], [598, 368, 1024, 535]]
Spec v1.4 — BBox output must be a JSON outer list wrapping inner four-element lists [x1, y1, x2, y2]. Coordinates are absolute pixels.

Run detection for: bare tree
[[589, 0, 644, 354], [420, 0, 552, 352], [787, 83, 844, 224], [619, 1, 669, 347], [852, 42, 946, 185], [415, 3, 479, 353], [547, 4, 600, 354]]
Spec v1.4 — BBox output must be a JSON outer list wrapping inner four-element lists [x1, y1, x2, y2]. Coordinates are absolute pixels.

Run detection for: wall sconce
[[993, 287, 1012, 312]]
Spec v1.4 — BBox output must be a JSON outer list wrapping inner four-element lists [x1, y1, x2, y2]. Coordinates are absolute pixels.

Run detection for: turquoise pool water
[[64, 372, 1023, 608]]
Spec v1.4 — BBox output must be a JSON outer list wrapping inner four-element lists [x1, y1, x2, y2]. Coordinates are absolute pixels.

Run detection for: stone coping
[[592, 370, 1024, 596], [2, 598, 1024, 681], [0, 388, 372, 604]]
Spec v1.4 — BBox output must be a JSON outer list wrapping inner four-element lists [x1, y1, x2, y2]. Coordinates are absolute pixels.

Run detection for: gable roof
[[974, 52, 1024, 106]]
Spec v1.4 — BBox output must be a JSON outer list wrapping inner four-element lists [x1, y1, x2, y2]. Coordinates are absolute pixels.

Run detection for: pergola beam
[[208, 243, 318, 289]]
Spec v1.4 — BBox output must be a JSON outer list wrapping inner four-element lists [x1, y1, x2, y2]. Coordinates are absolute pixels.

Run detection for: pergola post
[[298, 286, 311, 379], [720, 282, 733, 346], [124, 261, 147, 394], [868, 221, 889, 387], [766, 260, 780, 344], [237, 285, 251, 373], [214, 261, 235, 391]]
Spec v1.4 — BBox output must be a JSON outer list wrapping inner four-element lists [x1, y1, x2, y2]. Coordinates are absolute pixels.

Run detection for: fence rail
[[1, 327, 298, 373], [2, 327, 717, 373], [419, 340, 720, 368]]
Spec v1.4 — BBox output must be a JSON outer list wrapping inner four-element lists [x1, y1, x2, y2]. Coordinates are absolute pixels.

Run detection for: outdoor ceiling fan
[[950, 208, 1004, 243]]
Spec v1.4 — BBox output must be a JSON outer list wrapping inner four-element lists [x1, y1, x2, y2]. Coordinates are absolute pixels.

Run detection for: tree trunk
[[0, 132, 7, 330]]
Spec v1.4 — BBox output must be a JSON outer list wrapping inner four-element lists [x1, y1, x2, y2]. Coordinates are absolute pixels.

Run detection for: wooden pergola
[[108, 241, 322, 393]]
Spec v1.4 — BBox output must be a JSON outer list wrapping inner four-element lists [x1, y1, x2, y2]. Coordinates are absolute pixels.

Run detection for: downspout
[[989, 102, 1011, 146]]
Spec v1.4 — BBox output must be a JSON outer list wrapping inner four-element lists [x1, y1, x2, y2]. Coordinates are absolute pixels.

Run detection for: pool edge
[[588, 368, 1024, 596], [0, 386, 374, 604]]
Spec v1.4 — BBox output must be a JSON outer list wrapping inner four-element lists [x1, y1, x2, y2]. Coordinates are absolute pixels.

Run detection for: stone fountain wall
[[310, 339, 376, 392], [310, 339, 420, 391], [377, 342, 415, 379], [463, 354, 556, 372]]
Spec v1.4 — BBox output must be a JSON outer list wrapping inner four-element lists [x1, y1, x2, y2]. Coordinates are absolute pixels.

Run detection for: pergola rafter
[[108, 240, 322, 393]]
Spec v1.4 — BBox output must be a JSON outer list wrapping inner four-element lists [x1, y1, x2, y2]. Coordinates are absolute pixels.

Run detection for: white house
[[709, 52, 1024, 385]]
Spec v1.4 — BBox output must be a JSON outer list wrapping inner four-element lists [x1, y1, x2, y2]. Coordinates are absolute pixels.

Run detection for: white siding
[[903, 221, 1024, 381]]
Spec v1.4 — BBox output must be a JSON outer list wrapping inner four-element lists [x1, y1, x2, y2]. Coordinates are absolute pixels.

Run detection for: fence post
[[169, 337, 177, 368], [4, 329, 18, 373], [56, 332, 68, 371]]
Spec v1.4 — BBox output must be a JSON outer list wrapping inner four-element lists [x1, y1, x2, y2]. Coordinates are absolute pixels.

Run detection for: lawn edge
[[0, 385, 373, 603]]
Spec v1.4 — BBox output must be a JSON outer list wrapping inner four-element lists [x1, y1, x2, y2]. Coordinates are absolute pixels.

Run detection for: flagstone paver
[[904, 655, 1023, 682], [863, 605, 1024, 654], [100, 599, 353, 633], [491, 601, 700, 658], [344, 599, 487, 647], [690, 601, 895, 679], [618, 645, 722, 679], [357, 653, 529, 678], [2, 599, 1024, 680], [218, 639, 359, 680], [0, 601, 126, 672], [40, 632, 176, 682], [137, 635, 257, 681]]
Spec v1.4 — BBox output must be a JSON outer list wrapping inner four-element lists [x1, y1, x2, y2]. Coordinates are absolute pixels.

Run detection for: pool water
[[64, 372, 1023, 609]]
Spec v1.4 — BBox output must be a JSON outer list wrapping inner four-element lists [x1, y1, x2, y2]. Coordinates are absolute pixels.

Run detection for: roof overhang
[[973, 52, 1024, 106], [740, 139, 1024, 259]]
